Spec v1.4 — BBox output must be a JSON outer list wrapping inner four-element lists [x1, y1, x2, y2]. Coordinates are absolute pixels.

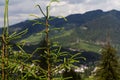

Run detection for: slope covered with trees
[[1, 9, 120, 53]]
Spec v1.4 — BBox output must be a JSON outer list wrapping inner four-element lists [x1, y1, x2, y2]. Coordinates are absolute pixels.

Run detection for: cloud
[[85, 0, 108, 4], [0, 0, 48, 26], [0, 0, 23, 6], [71, 0, 85, 3], [63, 0, 86, 4], [0, 0, 4, 6], [62, 0, 106, 4]]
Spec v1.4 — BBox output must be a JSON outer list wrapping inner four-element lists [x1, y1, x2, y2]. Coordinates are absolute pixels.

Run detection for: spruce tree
[[95, 42, 120, 80]]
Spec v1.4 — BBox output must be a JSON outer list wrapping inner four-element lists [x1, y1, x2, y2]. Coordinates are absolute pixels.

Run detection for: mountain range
[[1, 9, 120, 53]]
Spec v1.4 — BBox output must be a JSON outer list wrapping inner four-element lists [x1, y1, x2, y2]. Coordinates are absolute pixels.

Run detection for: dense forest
[[0, 0, 120, 80]]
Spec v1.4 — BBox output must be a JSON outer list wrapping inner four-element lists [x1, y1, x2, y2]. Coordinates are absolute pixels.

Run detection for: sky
[[0, 0, 120, 27]]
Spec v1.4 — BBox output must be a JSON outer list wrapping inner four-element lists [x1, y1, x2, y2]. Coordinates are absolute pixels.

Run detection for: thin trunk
[[45, 17, 51, 80], [37, 4, 51, 80], [1, 0, 9, 79], [1, 34, 8, 80], [1, 35, 5, 80]]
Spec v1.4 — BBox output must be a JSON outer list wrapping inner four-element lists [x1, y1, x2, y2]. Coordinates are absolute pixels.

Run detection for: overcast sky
[[0, 0, 120, 27]]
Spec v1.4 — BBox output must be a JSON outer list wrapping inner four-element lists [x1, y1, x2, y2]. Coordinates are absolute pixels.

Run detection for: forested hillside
[[1, 10, 120, 53]]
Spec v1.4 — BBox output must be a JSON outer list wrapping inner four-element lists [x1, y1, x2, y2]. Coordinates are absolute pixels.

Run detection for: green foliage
[[95, 43, 120, 80], [29, 0, 85, 80], [0, 0, 39, 80]]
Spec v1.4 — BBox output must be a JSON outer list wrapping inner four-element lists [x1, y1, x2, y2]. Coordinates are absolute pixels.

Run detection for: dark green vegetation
[[95, 42, 120, 80]]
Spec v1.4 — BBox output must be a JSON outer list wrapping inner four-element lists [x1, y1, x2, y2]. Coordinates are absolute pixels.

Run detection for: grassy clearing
[[71, 40, 101, 53], [21, 32, 44, 45]]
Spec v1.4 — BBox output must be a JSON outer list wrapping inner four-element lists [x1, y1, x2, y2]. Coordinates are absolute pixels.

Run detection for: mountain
[[1, 9, 120, 53]]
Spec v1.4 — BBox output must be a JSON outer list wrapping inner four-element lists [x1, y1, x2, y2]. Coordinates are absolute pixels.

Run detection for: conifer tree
[[1, 0, 9, 79], [95, 42, 120, 80]]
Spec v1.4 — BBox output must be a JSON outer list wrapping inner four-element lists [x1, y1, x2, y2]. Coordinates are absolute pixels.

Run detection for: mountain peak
[[109, 9, 119, 12], [84, 9, 103, 14], [107, 9, 120, 14]]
